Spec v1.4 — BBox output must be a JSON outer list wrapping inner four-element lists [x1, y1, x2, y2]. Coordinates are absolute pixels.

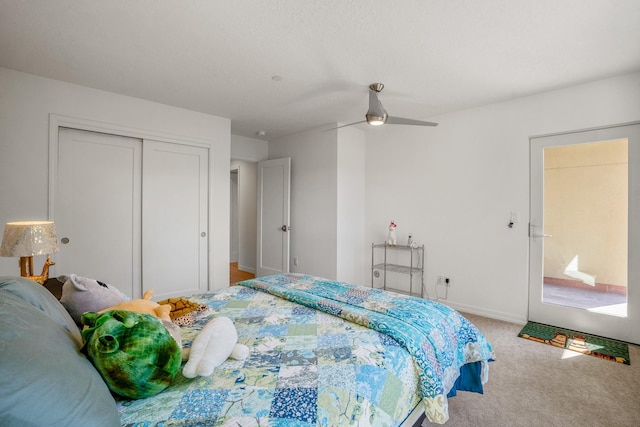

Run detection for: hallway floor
[[230, 262, 255, 284]]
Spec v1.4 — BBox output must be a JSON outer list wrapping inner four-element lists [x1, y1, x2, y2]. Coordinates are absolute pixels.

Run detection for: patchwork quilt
[[117, 274, 494, 426], [238, 274, 495, 424]]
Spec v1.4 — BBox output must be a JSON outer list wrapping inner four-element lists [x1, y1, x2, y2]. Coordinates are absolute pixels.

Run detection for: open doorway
[[541, 140, 628, 317], [230, 169, 239, 264], [229, 161, 258, 283]]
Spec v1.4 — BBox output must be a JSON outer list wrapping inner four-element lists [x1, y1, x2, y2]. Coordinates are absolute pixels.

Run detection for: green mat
[[518, 321, 630, 365]]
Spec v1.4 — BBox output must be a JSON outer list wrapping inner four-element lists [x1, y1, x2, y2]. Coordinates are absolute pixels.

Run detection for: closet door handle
[[281, 225, 290, 232]]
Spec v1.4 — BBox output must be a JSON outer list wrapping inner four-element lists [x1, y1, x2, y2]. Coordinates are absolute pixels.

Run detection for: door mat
[[518, 321, 630, 365]]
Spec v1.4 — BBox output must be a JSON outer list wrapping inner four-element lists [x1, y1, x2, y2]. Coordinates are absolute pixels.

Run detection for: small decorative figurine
[[388, 220, 397, 246], [26, 255, 56, 285]]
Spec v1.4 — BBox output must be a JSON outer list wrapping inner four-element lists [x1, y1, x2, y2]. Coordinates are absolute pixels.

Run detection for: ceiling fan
[[330, 83, 438, 130]]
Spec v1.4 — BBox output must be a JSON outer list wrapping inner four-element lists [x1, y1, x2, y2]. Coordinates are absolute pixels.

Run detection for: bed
[[117, 273, 495, 426], [0, 273, 494, 426]]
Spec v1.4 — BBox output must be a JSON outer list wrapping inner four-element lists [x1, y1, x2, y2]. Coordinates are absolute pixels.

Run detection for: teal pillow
[[0, 276, 120, 426], [0, 275, 81, 342]]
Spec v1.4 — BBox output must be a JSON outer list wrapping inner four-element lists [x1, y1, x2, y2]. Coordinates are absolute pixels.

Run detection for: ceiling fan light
[[366, 111, 388, 126], [366, 89, 388, 126]]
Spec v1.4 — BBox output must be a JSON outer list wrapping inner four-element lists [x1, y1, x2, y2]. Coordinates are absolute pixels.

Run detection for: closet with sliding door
[[51, 127, 209, 300]]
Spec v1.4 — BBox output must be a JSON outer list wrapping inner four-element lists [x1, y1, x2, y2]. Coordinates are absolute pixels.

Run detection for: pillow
[[0, 276, 120, 427], [0, 275, 82, 345]]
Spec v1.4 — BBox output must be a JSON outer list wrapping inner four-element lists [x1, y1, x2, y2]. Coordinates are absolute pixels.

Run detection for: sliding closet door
[[56, 128, 142, 298], [55, 129, 209, 300], [142, 140, 209, 299]]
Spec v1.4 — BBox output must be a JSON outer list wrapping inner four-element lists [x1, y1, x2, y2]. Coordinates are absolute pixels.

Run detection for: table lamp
[[0, 221, 59, 284]]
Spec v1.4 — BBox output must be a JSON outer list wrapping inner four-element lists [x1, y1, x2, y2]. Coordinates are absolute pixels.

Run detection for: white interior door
[[142, 140, 209, 300], [529, 122, 640, 344], [56, 128, 142, 298], [257, 157, 291, 277]]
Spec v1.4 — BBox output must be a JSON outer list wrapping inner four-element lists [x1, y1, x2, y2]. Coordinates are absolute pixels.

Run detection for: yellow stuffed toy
[[100, 290, 172, 322], [94, 290, 182, 355]]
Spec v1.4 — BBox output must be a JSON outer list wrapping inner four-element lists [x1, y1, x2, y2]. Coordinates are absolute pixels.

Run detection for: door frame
[[528, 121, 640, 344]]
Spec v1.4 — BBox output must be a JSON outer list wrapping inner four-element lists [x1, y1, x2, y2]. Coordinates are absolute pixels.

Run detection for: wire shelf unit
[[371, 242, 425, 298]]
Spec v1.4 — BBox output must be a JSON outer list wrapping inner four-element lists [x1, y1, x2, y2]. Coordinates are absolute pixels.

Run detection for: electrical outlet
[[437, 275, 451, 287]]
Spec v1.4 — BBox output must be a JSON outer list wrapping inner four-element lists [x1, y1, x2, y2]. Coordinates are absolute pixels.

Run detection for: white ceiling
[[1, 0, 639, 140]]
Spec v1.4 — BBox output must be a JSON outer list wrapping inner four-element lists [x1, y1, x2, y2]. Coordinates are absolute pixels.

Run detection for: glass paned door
[[529, 123, 640, 344]]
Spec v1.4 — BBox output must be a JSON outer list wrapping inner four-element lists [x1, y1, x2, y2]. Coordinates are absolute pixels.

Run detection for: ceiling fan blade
[[386, 116, 438, 127], [323, 120, 367, 131], [333, 83, 438, 130]]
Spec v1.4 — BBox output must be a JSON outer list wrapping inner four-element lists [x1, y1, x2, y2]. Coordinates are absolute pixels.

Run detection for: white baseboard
[[436, 299, 527, 325], [238, 264, 256, 274]]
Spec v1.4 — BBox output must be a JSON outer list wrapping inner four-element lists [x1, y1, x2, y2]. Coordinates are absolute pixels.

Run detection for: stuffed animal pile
[[59, 274, 249, 399]]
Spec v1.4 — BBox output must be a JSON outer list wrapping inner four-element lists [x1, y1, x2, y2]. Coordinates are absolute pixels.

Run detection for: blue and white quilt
[[117, 274, 494, 426]]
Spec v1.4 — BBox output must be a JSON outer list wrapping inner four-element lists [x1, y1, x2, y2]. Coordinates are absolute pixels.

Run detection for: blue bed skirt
[[447, 360, 485, 397]]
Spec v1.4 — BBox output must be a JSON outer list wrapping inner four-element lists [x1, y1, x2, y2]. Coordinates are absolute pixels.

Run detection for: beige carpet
[[423, 314, 640, 426]]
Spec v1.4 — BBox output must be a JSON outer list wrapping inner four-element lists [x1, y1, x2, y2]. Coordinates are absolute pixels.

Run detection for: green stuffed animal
[[81, 310, 182, 399]]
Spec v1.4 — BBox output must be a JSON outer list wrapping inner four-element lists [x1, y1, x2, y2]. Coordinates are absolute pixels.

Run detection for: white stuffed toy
[[182, 317, 250, 378], [388, 220, 398, 246]]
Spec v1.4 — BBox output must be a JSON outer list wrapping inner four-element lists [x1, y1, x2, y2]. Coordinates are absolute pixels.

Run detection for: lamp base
[[18, 256, 34, 277], [19, 255, 55, 285]]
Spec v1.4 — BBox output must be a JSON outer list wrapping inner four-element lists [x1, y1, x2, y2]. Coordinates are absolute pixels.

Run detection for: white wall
[[231, 134, 268, 161], [336, 127, 366, 284], [0, 67, 231, 288], [269, 127, 338, 278], [268, 126, 366, 283], [364, 72, 640, 324]]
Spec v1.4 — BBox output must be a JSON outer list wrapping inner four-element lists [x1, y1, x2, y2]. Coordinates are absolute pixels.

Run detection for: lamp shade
[[0, 221, 59, 257]]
